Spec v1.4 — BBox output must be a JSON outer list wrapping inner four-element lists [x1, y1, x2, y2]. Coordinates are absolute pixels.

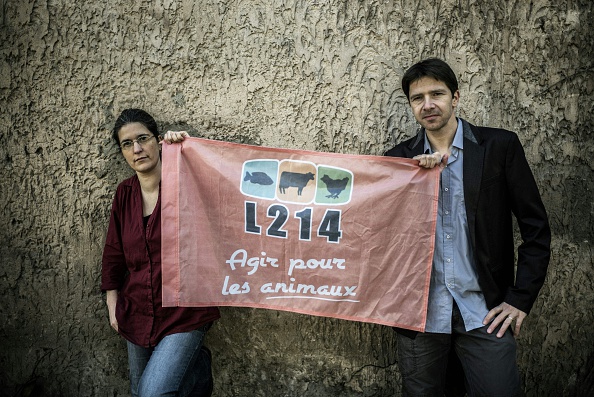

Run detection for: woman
[[101, 109, 220, 397]]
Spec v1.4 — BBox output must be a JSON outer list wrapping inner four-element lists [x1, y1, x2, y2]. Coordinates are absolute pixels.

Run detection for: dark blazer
[[385, 119, 551, 314]]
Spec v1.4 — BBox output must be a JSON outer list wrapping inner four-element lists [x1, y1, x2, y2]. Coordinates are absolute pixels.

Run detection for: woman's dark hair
[[112, 108, 160, 146], [401, 58, 459, 100]]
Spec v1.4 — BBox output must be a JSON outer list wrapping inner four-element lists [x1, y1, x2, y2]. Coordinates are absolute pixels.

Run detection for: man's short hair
[[401, 58, 459, 100]]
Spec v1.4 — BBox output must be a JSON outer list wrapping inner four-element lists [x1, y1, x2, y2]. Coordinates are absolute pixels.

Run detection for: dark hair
[[112, 108, 160, 146], [401, 58, 459, 100]]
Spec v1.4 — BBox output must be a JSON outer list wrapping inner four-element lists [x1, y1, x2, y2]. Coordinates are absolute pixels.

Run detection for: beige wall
[[1, 1, 592, 396]]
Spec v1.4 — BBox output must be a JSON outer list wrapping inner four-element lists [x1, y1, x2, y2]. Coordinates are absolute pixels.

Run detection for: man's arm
[[484, 133, 551, 337]]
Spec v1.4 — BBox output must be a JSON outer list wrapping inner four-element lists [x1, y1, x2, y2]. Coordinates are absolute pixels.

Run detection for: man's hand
[[483, 302, 527, 338], [413, 152, 448, 169]]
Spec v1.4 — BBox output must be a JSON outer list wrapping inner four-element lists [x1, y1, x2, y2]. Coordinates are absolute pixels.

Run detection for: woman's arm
[[106, 289, 118, 332]]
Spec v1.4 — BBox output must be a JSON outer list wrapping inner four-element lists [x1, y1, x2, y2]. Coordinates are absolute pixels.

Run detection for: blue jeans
[[127, 327, 212, 397], [396, 304, 523, 397]]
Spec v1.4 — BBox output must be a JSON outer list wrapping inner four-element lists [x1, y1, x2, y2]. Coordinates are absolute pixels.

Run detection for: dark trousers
[[396, 304, 523, 397]]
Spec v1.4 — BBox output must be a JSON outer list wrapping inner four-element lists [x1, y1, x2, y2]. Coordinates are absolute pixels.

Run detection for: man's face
[[408, 77, 459, 133]]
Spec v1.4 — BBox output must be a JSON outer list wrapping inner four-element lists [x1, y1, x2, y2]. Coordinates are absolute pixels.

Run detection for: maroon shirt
[[101, 175, 220, 347]]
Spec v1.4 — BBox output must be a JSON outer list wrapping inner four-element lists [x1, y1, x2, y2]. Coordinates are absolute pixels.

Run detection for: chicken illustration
[[321, 174, 349, 199]]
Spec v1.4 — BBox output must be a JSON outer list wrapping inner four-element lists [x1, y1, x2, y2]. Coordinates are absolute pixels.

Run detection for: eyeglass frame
[[119, 134, 158, 151]]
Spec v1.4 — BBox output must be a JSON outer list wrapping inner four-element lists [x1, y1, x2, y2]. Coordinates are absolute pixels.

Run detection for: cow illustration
[[244, 171, 274, 185], [279, 171, 315, 195]]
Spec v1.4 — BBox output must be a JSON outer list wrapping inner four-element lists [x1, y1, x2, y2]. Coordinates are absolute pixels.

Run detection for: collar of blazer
[[406, 117, 485, 243], [407, 118, 481, 151]]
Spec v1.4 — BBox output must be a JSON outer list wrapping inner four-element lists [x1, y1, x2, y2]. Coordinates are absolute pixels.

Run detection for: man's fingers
[[513, 318, 523, 337], [483, 305, 500, 325], [413, 152, 442, 169], [497, 315, 515, 338], [484, 303, 527, 338], [486, 312, 505, 334], [511, 314, 525, 337], [439, 153, 449, 169]]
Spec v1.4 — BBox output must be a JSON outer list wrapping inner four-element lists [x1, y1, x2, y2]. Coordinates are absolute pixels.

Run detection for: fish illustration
[[244, 171, 274, 185]]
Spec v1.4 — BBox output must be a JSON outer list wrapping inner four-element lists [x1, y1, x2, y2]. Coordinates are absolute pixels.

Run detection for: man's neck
[[426, 118, 458, 155]]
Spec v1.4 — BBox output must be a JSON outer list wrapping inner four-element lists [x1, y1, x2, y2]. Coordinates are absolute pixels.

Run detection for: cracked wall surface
[[0, 0, 593, 396]]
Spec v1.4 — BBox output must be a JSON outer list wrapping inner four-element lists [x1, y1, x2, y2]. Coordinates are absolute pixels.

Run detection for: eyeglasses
[[120, 134, 156, 151]]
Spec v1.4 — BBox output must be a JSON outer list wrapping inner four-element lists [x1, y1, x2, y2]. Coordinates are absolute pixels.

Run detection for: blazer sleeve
[[503, 134, 551, 312]]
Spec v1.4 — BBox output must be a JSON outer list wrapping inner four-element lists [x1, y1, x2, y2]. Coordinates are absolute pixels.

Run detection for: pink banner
[[161, 138, 439, 331]]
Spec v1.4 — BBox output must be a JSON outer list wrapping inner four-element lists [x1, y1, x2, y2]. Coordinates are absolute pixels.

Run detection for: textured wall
[[0, 0, 592, 396]]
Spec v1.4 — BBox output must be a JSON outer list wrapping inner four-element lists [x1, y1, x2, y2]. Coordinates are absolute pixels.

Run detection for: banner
[[161, 138, 439, 331]]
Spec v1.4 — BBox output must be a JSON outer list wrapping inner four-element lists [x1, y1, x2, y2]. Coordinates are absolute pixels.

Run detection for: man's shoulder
[[384, 133, 420, 158], [464, 122, 520, 146], [466, 122, 518, 143]]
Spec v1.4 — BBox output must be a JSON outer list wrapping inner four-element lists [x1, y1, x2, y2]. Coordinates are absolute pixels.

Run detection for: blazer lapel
[[407, 128, 426, 156], [462, 120, 484, 242]]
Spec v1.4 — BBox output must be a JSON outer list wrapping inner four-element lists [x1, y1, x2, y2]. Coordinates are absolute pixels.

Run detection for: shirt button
[[446, 258, 452, 263], [444, 187, 449, 192], [445, 210, 450, 215], [446, 234, 451, 239]]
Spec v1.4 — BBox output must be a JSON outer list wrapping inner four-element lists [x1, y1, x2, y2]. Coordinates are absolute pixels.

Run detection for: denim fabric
[[396, 304, 523, 397], [127, 327, 212, 397]]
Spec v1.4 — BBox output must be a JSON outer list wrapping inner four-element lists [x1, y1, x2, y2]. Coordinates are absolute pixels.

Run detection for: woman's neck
[[136, 162, 162, 192], [137, 163, 161, 216]]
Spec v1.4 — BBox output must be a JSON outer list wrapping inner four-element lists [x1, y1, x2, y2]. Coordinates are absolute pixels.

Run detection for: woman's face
[[117, 122, 161, 175]]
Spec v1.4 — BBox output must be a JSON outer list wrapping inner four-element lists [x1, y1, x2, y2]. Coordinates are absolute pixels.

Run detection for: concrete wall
[[1, 0, 592, 396]]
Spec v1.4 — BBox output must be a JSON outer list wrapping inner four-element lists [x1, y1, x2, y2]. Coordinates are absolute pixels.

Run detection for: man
[[385, 58, 551, 396]]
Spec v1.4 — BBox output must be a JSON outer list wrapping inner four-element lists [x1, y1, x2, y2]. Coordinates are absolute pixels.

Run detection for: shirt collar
[[423, 118, 464, 154]]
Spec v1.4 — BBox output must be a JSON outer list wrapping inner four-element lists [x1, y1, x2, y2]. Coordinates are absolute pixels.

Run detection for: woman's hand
[[106, 290, 119, 332], [161, 130, 190, 144]]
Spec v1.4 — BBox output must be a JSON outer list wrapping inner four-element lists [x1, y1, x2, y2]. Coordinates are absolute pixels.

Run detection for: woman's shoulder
[[116, 174, 139, 189], [112, 175, 140, 203]]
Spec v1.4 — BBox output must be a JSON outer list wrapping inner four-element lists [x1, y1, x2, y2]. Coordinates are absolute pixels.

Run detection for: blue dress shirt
[[424, 119, 489, 333]]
